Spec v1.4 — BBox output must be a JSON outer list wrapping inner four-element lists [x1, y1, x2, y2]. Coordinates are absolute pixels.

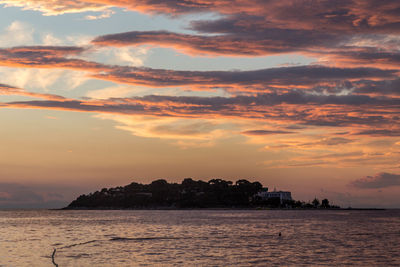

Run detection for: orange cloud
[[4, 1, 399, 34], [0, 46, 398, 96], [2, 82, 399, 170], [0, 46, 106, 71], [0, 83, 65, 100], [1, 0, 106, 15], [2, 88, 400, 133]]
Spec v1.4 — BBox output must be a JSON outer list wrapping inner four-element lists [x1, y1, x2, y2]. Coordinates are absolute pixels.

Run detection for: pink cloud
[[350, 173, 400, 188]]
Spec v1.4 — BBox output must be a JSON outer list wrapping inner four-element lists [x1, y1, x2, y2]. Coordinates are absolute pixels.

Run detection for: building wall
[[256, 191, 292, 201]]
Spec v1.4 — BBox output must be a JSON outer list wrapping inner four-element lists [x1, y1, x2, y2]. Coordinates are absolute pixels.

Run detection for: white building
[[256, 187, 292, 204]]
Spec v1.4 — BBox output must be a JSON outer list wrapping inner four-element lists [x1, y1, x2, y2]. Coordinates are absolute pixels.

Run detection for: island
[[64, 178, 339, 209]]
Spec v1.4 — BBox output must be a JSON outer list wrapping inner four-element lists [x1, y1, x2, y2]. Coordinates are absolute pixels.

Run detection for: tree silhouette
[[65, 179, 338, 209], [321, 198, 330, 208], [312, 198, 320, 207]]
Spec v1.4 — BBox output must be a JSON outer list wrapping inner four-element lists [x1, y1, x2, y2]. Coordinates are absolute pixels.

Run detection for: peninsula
[[64, 178, 339, 209]]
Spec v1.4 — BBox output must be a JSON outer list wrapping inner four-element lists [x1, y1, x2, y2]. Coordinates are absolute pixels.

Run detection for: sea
[[0, 209, 399, 266]]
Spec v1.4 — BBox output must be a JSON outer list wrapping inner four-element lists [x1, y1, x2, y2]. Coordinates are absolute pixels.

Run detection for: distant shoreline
[[58, 207, 386, 211], [62, 178, 392, 211]]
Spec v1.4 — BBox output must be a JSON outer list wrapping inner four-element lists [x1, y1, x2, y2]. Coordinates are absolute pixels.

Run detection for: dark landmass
[[64, 178, 341, 210], [342, 208, 386, 211]]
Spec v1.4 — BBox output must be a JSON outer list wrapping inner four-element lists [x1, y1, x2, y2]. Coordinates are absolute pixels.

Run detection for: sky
[[0, 0, 399, 208]]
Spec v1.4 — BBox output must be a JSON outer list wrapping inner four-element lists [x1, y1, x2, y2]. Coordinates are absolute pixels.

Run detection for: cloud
[[313, 46, 400, 70], [350, 173, 400, 188], [93, 65, 396, 89], [94, 113, 235, 148], [263, 148, 400, 168], [356, 129, 400, 137], [1, 46, 397, 93], [91, 30, 400, 70], [0, 21, 34, 47], [0, 183, 53, 204], [0, 67, 89, 91], [79, 46, 149, 67], [261, 136, 358, 156], [2, 88, 400, 133], [0, 82, 65, 100], [316, 137, 354, 146], [2, 82, 399, 167], [0, 0, 107, 15], [86, 85, 141, 99], [92, 29, 340, 56], [0, 46, 102, 70], [0, 0, 399, 190], [4, 1, 400, 34], [4, 1, 399, 63], [352, 79, 400, 96], [295, 137, 355, 147], [84, 9, 115, 20], [0, 182, 90, 208], [84, 1, 400, 59], [242, 130, 295, 136], [0, 186, 43, 202]]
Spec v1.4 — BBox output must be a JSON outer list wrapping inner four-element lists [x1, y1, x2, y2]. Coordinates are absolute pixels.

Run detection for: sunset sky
[[0, 0, 399, 208]]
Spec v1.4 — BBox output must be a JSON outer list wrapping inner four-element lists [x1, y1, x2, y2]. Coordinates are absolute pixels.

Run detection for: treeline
[[289, 198, 340, 209], [65, 178, 339, 209], [66, 178, 263, 209]]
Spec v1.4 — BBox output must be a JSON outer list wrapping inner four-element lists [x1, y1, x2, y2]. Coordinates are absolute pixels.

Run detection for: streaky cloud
[[350, 173, 400, 189], [1, 46, 397, 93], [3, 1, 400, 34], [242, 130, 295, 136], [2, 90, 400, 131]]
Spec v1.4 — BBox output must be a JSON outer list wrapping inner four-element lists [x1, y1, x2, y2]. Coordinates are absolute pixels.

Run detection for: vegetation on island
[[64, 178, 339, 209]]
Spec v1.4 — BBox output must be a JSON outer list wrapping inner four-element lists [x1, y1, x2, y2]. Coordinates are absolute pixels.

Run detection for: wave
[[59, 240, 99, 249], [110, 236, 184, 242]]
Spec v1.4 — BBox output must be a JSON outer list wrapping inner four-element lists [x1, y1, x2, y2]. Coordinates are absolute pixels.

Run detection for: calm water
[[0, 209, 399, 266]]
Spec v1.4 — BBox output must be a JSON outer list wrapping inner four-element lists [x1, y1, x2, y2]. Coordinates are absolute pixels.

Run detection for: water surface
[[0, 209, 399, 266]]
